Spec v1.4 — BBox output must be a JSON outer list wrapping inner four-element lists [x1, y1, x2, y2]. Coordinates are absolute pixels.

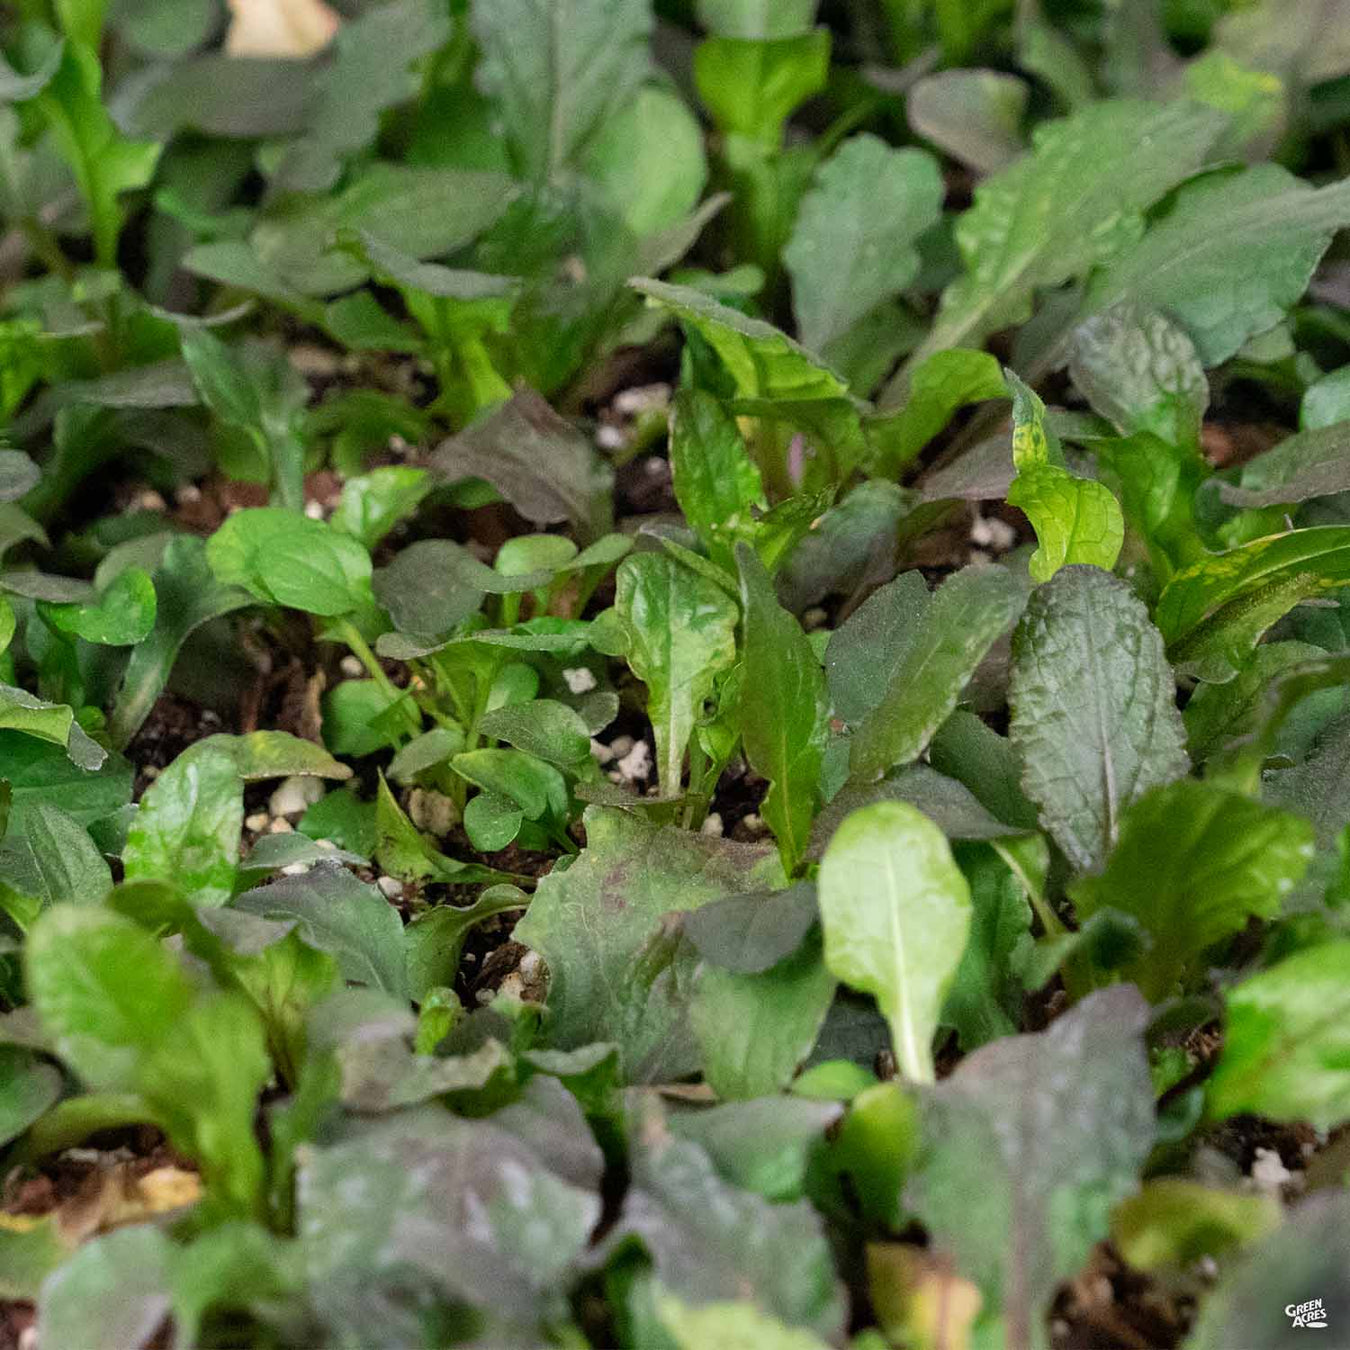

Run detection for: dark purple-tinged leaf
[[906, 987, 1155, 1350], [512, 806, 784, 1082]]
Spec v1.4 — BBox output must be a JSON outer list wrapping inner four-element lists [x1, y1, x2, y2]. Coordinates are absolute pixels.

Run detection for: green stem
[[335, 619, 399, 704]]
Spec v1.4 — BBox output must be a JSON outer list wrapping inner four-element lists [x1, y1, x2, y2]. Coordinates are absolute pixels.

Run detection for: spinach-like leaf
[[818, 800, 971, 1083], [1009, 566, 1188, 871], [122, 745, 243, 909], [616, 552, 738, 797], [37, 567, 156, 646], [906, 987, 1155, 1350], [1206, 939, 1350, 1129], [736, 544, 828, 874], [207, 507, 372, 617], [24, 803, 111, 908]]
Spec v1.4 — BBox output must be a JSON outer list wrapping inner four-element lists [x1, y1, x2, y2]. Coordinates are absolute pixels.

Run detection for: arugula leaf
[[1206, 940, 1350, 1129], [206, 507, 372, 617], [512, 806, 784, 1080], [848, 564, 1026, 782], [889, 99, 1225, 389], [1086, 164, 1350, 365], [695, 31, 830, 147], [784, 135, 943, 353], [470, 0, 652, 182], [906, 987, 1155, 1350], [1072, 781, 1314, 999], [616, 552, 739, 797], [1006, 372, 1124, 583], [819, 801, 971, 1083], [429, 389, 613, 542], [736, 544, 828, 874], [1009, 566, 1189, 871]]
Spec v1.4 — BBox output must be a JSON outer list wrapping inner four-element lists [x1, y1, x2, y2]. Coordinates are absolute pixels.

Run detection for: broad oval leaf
[[818, 800, 972, 1084]]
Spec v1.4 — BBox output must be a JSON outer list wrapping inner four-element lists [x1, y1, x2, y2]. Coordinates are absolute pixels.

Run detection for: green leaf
[[818, 801, 971, 1084], [1219, 421, 1350, 509], [1067, 303, 1209, 446], [404, 886, 530, 1002], [1154, 526, 1350, 649], [122, 745, 242, 908], [0, 732, 131, 834], [1086, 164, 1350, 366], [848, 564, 1026, 782], [28, 45, 161, 266], [26, 906, 192, 1092], [1009, 566, 1189, 871], [463, 789, 524, 851], [681, 881, 818, 973], [477, 699, 592, 769], [451, 749, 566, 822], [329, 466, 433, 551], [694, 30, 830, 145], [697, 0, 817, 37], [512, 806, 784, 1080], [610, 1094, 845, 1337], [691, 927, 835, 1099], [669, 388, 766, 574], [616, 553, 739, 797], [583, 85, 709, 237], [868, 348, 1006, 475], [191, 732, 352, 783], [736, 544, 828, 875], [0, 451, 39, 504], [207, 507, 372, 617], [232, 861, 409, 998], [825, 571, 930, 727], [1073, 781, 1313, 999], [1206, 939, 1350, 1130], [24, 803, 111, 907], [784, 135, 943, 353], [906, 987, 1155, 1350], [108, 536, 254, 749], [941, 846, 1032, 1051], [0, 686, 105, 771], [892, 99, 1225, 385], [138, 992, 270, 1217], [1110, 1179, 1281, 1273], [0, 1046, 61, 1148], [37, 567, 156, 646], [632, 279, 865, 479], [1006, 373, 1124, 583], [470, 0, 652, 181], [655, 1293, 833, 1349]]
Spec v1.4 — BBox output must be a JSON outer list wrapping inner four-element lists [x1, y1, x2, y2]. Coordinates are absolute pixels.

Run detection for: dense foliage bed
[[0, 0, 1346, 1347]]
